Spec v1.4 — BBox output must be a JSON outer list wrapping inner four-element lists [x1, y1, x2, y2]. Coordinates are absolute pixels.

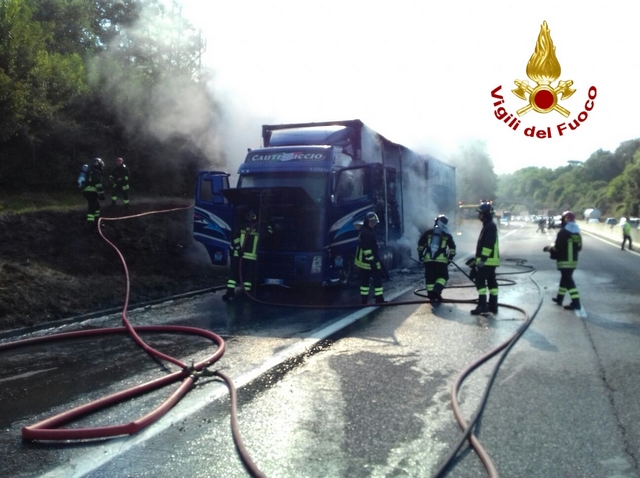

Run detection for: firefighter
[[544, 210, 582, 310], [621, 217, 633, 251], [109, 157, 130, 208], [417, 214, 456, 305], [82, 158, 105, 226], [470, 202, 500, 315], [354, 212, 386, 304], [222, 209, 261, 301]]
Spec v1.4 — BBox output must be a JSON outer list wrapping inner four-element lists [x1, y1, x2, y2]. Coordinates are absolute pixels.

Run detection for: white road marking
[[581, 229, 639, 254], [41, 287, 412, 478], [0, 368, 57, 385]]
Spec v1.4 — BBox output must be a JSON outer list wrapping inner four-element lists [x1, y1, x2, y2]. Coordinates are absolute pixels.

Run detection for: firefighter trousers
[[82, 191, 100, 223]]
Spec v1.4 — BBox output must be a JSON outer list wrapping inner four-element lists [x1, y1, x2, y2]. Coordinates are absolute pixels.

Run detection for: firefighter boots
[[564, 300, 581, 310], [488, 295, 498, 314], [221, 289, 235, 301], [375, 296, 386, 304], [470, 295, 489, 315], [552, 296, 564, 306]]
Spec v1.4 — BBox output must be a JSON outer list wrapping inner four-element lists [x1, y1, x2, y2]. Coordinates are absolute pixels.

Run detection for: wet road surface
[[1, 222, 639, 477]]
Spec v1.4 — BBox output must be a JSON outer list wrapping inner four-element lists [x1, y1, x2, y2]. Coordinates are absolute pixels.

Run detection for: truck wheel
[[339, 261, 353, 285], [383, 251, 394, 272]]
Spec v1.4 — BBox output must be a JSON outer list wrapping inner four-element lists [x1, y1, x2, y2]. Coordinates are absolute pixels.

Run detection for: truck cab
[[194, 122, 401, 288]]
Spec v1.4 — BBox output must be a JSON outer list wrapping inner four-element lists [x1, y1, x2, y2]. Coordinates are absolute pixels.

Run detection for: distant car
[[587, 218, 600, 223], [549, 215, 562, 228], [605, 217, 617, 227]]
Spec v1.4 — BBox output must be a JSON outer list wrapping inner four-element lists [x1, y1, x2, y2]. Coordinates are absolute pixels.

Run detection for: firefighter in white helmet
[[417, 214, 456, 305]]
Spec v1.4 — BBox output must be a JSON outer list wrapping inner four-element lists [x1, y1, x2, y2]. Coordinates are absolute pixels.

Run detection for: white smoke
[[89, 3, 225, 166]]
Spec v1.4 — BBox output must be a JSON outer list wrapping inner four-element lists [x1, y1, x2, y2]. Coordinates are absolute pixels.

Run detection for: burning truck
[[193, 119, 455, 289]]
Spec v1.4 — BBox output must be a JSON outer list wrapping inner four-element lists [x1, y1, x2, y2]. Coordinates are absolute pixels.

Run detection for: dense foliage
[[2, 0, 638, 216], [0, 0, 219, 196], [496, 139, 640, 218]]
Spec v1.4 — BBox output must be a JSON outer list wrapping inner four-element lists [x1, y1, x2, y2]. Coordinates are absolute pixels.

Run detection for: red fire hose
[[0, 206, 266, 478]]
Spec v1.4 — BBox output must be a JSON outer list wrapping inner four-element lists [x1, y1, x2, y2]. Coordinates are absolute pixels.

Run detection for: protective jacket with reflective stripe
[[83, 170, 104, 195], [110, 165, 130, 186], [417, 228, 456, 264], [551, 223, 581, 269], [475, 218, 499, 266], [232, 225, 259, 261], [354, 225, 381, 270]]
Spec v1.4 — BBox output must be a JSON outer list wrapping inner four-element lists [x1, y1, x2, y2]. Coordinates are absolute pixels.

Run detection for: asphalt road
[[1, 221, 639, 477]]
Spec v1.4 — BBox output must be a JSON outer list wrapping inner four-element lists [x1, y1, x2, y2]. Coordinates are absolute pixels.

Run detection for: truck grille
[[258, 253, 296, 281]]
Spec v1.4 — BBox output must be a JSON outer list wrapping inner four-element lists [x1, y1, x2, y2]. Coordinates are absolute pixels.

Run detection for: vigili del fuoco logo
[[491, 21, 597, 139]]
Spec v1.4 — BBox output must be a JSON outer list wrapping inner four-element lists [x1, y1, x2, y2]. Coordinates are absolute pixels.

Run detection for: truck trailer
[[193, 119, 455, 289]]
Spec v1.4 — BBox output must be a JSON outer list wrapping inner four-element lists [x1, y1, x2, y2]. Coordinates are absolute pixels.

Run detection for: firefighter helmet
[[91, 158, 104, 171], [365, 212, 380, 224], [562, 210, 575, 223], [246, 209, 257, 221], [476, 202, 494, 216], [435, 214, 448, 225]]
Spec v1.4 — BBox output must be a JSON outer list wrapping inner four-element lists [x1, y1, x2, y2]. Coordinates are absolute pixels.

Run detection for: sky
[[179, 0, 640, 175]]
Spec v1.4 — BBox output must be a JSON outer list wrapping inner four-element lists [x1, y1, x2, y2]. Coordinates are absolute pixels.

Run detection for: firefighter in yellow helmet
[[354, 212, 385, 304]]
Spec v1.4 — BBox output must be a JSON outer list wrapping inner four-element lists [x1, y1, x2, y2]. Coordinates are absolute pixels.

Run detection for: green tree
[[607, 175, 626, 203], [580, 149, 615, 183], [85, 0, 215, 194], [0, 0, 90, 188], [497, 138, 640, 217], [620, 150, 640, 216], [496, 166, 557, 212], [0, 0, 215, 194], [0, 0, 88, 141]]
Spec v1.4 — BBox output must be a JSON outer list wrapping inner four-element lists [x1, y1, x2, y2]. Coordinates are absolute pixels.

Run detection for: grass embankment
[[0, 194, 222, 331], [0, 192, 85, 216]]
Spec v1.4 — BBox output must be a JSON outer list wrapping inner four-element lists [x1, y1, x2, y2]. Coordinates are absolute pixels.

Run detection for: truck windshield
[[238, 172, 328, 204]]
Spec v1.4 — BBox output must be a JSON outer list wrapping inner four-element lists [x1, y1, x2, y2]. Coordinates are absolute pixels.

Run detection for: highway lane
[[1, 221, 639, 477], [0, 261, 431, 477]]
